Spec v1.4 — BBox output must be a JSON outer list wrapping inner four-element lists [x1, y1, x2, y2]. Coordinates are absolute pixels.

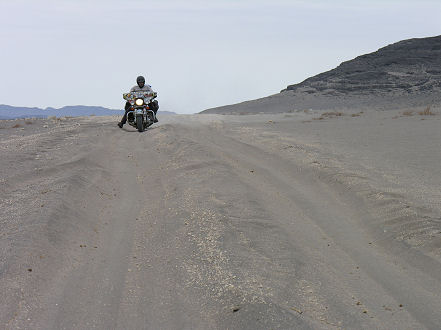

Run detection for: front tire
[[136, 115, 144, 132]]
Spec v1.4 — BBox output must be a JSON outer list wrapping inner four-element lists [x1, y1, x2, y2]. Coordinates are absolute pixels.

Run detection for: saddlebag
[[149, 100, 159, 112]]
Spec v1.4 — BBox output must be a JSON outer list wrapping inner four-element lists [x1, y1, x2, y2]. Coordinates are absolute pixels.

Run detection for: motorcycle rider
[[118, 75, 159, 128]]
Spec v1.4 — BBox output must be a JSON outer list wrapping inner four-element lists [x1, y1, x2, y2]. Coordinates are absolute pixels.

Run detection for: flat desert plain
[[1, 108, 441, 329]]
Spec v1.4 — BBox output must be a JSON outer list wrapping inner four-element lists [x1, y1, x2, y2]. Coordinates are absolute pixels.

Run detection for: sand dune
[[1, 110, 440, 329]]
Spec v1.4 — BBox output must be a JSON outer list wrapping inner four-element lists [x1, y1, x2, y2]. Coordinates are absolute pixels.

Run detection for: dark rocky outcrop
[[202, 35, 441, 114], [284, 35, 441, 96]]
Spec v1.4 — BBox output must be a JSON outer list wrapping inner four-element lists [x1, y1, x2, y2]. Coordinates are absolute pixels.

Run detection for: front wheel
[[136, 114, 144, 132]]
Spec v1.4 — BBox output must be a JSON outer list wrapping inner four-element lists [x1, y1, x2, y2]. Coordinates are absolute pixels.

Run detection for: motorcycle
[[123, 91, 158, 132]]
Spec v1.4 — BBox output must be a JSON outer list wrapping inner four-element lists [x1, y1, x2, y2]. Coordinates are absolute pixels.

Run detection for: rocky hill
[[285, 35, 441, 95], [202, 35, 441, 114]]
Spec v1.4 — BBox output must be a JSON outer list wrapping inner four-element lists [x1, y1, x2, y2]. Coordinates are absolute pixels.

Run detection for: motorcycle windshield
[[124, 91, 153, 100]]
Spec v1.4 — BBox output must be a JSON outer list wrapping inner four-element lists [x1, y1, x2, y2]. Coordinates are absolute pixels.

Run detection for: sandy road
[[1, 112, 441, 329]]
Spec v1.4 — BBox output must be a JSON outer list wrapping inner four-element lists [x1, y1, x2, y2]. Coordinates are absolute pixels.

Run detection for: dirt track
[[1, 111, 441, 329]]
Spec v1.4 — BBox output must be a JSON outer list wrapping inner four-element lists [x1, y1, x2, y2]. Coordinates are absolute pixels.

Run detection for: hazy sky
[[1, 0, 440, 114]]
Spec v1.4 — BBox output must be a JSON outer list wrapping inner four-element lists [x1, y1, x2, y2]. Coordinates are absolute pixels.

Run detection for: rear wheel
[[136, 115, 144, 132]]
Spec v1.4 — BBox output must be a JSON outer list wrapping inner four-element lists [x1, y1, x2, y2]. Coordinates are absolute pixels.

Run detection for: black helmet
[[136, 76, 145, 87]]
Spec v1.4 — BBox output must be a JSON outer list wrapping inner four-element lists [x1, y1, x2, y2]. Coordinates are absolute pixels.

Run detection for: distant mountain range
[[202, 35, 441, 114], [0, 105, 175, 120]]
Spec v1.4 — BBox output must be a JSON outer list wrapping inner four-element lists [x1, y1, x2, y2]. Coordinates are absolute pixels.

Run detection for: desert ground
[[1, 108, 441, 329]]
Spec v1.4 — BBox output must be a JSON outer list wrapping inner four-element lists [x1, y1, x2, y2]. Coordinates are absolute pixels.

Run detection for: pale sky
[[1, 0, 440, 114]]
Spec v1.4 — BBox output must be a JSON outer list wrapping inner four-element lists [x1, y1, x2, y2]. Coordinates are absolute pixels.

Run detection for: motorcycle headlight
[[135, 98, 144, 106]]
